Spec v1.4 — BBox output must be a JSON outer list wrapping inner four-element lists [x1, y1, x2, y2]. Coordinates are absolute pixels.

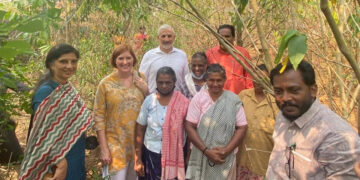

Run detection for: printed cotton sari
[[186, 91, 242, 180], [19, 83, 93, 180]]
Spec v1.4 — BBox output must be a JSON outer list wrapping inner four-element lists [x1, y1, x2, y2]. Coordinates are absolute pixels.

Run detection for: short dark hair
[[156, 66, 177, 82], [205, 64, 226, 80], [45, 44, 79, 69], [110, 44, 137, 68], [257, 64, 268, 72], [217, 24, 235, 37], [191, 52, 207, 64], [270, 61, 316, 86]]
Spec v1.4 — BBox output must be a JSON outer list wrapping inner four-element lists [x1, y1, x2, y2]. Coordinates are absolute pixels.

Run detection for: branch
[[320, 0, 360, 83], [330, 65, 356, 100], [168, 0, 203, 22], [344, 2, 360, 44], [230, 1, 260, 56], [146, 2, 201, 26], [349, 84, 360, 111], [345, 2, 360, 34], [249, 0, 274, 70], [306, 33, 352, 68], [165, 0, 273, 94], [183, 0, 273, 93], [315, 67, 342, 113], [309, 49, 351, 68]]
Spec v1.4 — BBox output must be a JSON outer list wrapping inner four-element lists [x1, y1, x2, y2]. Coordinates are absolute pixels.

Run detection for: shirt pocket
[[260, 116, 276, 135], [292, 148, 322, 180], [148, 125, 162, 141]]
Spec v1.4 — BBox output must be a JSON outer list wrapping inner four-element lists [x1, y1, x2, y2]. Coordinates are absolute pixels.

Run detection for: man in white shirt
[[139, 24, 189, 93]]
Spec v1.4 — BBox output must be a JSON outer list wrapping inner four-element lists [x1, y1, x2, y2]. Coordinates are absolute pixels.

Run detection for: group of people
[[19, 23, 360, 180]]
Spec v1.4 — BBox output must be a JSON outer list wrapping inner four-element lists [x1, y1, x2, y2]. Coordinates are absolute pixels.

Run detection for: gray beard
[[161, 44, 173, 50]]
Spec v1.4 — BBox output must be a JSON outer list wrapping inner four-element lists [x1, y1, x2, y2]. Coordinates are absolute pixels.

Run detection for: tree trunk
[[65, 0, 71, 43], [336, 51, 347, 117], [336, 0, 348, 117], [358, 98, 360, 135], [317, 2, 326, 49]]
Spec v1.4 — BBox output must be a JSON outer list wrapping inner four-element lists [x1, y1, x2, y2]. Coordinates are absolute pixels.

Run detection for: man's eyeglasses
[[285, 143, 296, 178]]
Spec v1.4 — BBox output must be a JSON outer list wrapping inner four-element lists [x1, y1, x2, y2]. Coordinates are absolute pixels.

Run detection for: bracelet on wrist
[[202, 147, 208, 154]]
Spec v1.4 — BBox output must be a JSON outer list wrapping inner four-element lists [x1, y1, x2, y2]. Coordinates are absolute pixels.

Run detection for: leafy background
[[1, 0, 360, 179]]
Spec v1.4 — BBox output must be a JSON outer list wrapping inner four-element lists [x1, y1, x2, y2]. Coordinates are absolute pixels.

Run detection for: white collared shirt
[[139, 46, 189, 93], [136, 93, 167, 153]]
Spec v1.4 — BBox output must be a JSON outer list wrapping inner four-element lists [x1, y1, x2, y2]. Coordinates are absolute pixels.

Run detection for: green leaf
[[0, 47, 19, 59], [274, 30, 297, 64], [232, 15, 243, 31], [2, 11, 12, 21], [2, 40, 33, 55], [16, 19, 44, 33], [39, 44, 52, 55], [4, 40, 31, 51], [47, 8, 61, 19], [236, 0, 249, 14], [31, 0, 46, 9], [8, 12, 19, 23], [288, 34, 307, 70], [0, 76, 17, 89], [347, 11, 360, 34], [0, 10, 7, 21], [0, 13, 19, 31]]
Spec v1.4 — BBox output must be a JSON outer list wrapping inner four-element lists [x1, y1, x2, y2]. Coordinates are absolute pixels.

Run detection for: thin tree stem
[[320, 0, 360, 83]]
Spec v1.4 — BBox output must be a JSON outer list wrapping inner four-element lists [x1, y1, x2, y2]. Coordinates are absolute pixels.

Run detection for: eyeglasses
[[285, 143, 296, 178]]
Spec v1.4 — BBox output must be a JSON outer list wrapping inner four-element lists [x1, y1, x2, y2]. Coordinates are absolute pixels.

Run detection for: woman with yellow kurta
[[94, 44, 149, 180]]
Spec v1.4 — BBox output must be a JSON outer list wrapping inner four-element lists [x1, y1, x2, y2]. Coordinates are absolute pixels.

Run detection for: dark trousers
[[139, 145, 162, 180], [138, 144, 188, 180]]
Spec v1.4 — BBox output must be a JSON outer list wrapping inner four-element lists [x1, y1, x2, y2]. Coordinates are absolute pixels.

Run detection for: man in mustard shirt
[[237, 64, 278, 179]]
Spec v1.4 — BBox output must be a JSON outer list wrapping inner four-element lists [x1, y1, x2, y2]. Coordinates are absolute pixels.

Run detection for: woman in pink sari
[[185, 64, 248, 180]]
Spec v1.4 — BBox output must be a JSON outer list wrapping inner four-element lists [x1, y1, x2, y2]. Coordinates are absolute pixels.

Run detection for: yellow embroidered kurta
[[94, 71, 144, 172], [237, 88, 278, 176]]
